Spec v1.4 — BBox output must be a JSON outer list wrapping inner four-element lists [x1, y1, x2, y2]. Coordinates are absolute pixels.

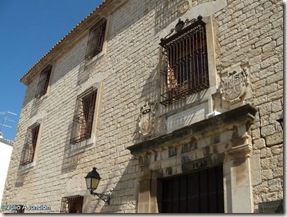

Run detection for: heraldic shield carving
[[139, 102, 155, 136], [220, 66, 249, 103]]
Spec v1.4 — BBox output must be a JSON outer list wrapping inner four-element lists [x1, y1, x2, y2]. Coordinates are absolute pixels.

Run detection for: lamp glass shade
[[91, 178, 100, 190], [85, 167, 101, 192], [277, 117, 283, 129], [86, 177, 91, 190], [277, 113, 283, 129]]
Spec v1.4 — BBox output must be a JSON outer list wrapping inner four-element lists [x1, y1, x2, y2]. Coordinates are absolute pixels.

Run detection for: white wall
[[0, 139, 13, 205]]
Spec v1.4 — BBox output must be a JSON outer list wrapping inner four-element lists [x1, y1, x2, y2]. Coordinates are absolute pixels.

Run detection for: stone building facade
[[1, 0, 283, 213]]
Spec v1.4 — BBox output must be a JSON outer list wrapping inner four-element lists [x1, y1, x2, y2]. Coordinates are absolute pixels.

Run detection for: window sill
[[69, 136, 96, 156], [85, 51, 105, 67], [19, 161, 35, 174], [35, 93, 48, 102]]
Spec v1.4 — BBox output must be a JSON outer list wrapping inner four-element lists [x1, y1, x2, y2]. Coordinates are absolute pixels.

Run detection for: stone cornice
[[127, 104, 257, 155]]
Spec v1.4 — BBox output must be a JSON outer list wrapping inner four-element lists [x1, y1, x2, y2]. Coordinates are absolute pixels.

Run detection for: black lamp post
[[85, 167, 111, 204], [277, 113, 283, 129]]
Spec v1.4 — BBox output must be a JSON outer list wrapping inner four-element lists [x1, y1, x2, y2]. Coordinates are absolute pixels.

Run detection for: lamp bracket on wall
[[90, 191, 111, 205]]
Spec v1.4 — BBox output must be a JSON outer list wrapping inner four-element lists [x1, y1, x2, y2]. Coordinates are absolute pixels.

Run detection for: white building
[[0, 133, 13, 206]]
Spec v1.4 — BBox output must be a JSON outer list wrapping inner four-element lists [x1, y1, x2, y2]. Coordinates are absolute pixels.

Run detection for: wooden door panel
[[160, 165, 224, 213]]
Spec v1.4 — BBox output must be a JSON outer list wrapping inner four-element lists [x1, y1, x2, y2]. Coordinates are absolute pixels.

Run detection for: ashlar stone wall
[[2, 0, 283, 214]]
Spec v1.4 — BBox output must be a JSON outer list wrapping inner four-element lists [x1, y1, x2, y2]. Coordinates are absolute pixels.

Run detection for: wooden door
[[160, 165, 224, 213]]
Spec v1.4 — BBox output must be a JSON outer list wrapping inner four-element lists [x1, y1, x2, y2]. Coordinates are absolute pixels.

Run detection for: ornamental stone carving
[[139, 101, 155, 137], [220, 65, 249, 103], [178, 0, 191, 14]]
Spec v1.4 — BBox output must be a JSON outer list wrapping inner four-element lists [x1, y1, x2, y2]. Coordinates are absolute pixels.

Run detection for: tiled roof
[[20, 0, 110, 84]]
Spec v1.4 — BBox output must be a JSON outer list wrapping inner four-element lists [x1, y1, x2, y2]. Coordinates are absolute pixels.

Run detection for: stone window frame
[[35, 65, 52, 99], [60, 195, 84, 213], [68, 83, 103, 154], [159, 15, 218, 118], [12, 205, 25, 213], [70, 87, 97, 145], [85, 18, 107, 61], [160, 16, 209, 106]]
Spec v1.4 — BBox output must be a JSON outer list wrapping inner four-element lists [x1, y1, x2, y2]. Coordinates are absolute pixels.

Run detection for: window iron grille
[[160, 16, 209, 106], [35, 65, 52, 98], [70, 88, 97, 144], [60, 195, 83, 213], [20, 124, 40, 166], [15, 205, 25, 213], [85, 18, 107, 60]]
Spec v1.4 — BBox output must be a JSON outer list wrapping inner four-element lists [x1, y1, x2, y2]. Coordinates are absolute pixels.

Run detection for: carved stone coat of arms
[[139, 102, 155, 136], [220, 67, 249, 103]]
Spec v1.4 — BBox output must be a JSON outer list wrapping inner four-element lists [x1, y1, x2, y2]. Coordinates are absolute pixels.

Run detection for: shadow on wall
[[86, 159, 140, 213], [154, 0, 190, 34], [22, 0, 184, 110], [60, 123, 85, 174]]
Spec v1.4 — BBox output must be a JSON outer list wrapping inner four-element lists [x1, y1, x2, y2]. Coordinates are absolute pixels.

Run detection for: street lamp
[[277, 113, 283, 129], [85, 167, 111, 204]]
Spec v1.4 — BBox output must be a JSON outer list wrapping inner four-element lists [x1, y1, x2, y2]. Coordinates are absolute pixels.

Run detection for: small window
[[60, 195, 84, 213], [15, 205, 25, 213], [70, 88, 97, 144], [160, 16, 209, 105], [20, 123, 40, 166], [85, 18, 107, 60], [35, 65, 52, 98]]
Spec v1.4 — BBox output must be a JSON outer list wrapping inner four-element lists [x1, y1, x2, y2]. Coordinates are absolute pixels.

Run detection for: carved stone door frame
[[128, 104, 257, 213]]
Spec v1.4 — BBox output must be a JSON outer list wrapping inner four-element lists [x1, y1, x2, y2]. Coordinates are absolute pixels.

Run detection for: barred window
[[60, 195, 83, 213], [85, 18, 107, 60], [13, 205, 25, 213], [35, 65, 52, 98], [160, 16, 209, 105], [70, 88, 97, 144], [20, 123, 40, 166]]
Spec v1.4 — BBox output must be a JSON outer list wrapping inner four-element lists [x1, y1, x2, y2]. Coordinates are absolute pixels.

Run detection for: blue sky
[[0, 0, 103, 141]]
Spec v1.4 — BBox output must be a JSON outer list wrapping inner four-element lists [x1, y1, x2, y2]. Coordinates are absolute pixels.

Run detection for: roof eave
[[20, 0, 127, 85]]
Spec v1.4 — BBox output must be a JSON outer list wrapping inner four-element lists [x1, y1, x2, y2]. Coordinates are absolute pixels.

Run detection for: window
[[70, 87, 97, 144], [160, 16, 209, 105], [20, 123, 40, 166], [35, 65, 52, 98], [60, 196, 83, 213], [85, 18, 107, 60], [15, 205, 25, 213]]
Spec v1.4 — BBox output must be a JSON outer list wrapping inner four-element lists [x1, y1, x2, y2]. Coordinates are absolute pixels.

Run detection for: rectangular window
[[14, 205, 25, 213], [60, 195, 83, 213], [35, 65, 52, 98], [85, 18, 107, 60], [70, 87, 97, 144], [20, 123, 40, 166], [160, 17, 209, 105]]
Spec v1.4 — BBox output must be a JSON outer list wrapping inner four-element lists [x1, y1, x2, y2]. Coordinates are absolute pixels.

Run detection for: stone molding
[[127, 104, 257, 155]]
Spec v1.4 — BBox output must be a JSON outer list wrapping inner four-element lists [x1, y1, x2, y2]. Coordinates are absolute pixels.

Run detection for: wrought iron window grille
[[160, 15, 209, 106], [60, 195, 84, 213], [35, 65, 52, 98], [85, 18, 107, 61], [20, 124, 40, 166], [70, 88, 97, 144]]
